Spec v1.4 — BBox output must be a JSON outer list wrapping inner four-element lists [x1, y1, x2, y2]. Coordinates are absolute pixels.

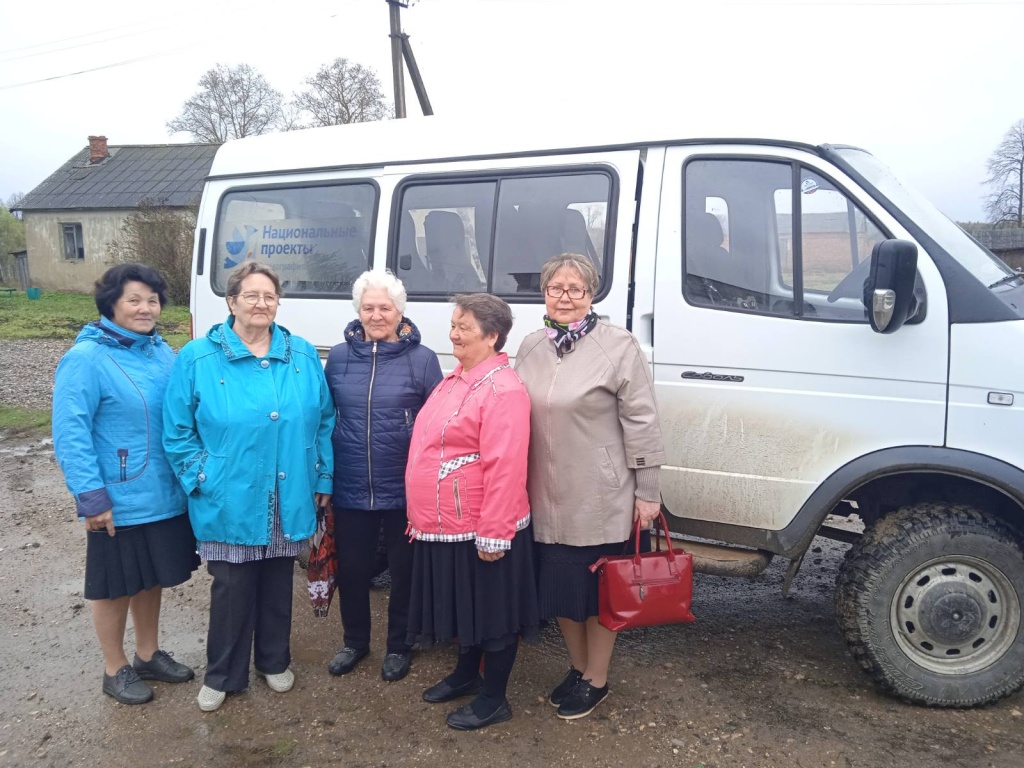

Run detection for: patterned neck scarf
[[543, 310, 599, 357]]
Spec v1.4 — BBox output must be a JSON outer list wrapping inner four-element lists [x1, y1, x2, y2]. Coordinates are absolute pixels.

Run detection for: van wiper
[[988, 272, 1024, 289]]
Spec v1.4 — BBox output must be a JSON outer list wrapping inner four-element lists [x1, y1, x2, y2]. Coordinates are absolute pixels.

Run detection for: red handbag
[[589, 512, 696, 631]]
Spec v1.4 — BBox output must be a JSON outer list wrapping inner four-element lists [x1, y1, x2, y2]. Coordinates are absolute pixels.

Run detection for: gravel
[[0, 340, 73, 411]]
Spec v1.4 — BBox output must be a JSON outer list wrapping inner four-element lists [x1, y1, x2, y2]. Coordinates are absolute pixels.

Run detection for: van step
[[655, 534, 773, 578]]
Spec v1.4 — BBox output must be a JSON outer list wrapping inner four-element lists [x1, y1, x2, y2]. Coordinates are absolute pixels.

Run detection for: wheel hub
[[918, 589, 983, 644], [890, 556, 1020, 675]]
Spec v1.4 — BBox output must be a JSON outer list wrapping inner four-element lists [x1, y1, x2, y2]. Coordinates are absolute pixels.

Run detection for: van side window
[[395, 171, 611, 297], [684, 159, 793, 315], [683, 159, 889, 322], [775, 170, 886, 321], [213, 182, 376, 296], [397, 182, 494, 295]]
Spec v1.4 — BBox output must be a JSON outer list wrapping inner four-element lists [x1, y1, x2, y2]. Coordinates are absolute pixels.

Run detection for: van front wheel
[[836, 503, 1024, 706]]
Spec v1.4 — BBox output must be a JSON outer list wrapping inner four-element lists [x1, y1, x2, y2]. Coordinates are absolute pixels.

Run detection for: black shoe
[[446, 698, 513, 731], [556, 679, 609, 720], [132, 650, 195, 683], [328, 647, 368, 676], [381, 652, 411, 682], [102, 665, 154, 705], [422, 674, 483, 703], [548, 666, 583, 707]]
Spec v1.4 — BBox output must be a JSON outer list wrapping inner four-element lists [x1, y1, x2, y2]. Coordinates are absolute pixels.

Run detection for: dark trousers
[[205, 557, 294, 692], [335, 508, 413, 654]]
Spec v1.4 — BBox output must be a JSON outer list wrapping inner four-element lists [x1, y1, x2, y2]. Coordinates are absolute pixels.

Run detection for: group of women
[[52, 253, 665, 730]]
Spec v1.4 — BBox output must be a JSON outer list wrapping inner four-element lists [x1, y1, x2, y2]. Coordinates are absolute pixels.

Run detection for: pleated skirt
[[407, 526, 540, 651], [84, 513, 200, 600], [535, 540, 629, 623]]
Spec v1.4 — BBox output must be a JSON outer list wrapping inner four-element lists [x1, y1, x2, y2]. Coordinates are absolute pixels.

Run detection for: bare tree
[[167, 64, 284, 143], [107, 199, 197, 305], [293, 58, 391, 127], [984, 119, 1024, 227]]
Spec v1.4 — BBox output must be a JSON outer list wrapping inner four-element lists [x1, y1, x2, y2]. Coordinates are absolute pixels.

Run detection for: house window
[[62, 223, 84, 260]]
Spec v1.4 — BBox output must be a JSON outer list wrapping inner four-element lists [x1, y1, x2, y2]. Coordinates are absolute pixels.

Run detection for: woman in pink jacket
[[405, 293, 539, 731]]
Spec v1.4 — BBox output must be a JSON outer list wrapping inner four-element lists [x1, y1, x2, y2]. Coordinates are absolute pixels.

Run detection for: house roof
[[18, 143, 219, 212]]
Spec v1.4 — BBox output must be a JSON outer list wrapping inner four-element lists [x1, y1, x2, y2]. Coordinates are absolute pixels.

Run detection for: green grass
[[0, 404, 51, 435], [0, 290, 191, 348]]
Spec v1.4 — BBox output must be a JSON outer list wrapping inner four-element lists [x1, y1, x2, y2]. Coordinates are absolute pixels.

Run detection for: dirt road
[[1, 434, 1021, 768]]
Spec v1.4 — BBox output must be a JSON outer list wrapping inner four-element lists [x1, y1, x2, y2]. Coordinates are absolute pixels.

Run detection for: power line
[[0, 13, 197, 57], [0, 2, 353, 92], [0, 49, 194, 91]]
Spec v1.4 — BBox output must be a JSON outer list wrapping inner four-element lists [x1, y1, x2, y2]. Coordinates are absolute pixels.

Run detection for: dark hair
[[453, 293, 513, 352], [225, 261, 282, 298], [94, 263, 168, 320]]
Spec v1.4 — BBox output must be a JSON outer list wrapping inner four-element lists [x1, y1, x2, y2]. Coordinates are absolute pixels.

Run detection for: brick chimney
[[88, 135, 109, 164]]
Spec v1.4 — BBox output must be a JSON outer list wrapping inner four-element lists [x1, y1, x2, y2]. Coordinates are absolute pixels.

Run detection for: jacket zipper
[[453, 478, 463, 520], [117, 448, 128, 482], [366, 341, 378, 510]]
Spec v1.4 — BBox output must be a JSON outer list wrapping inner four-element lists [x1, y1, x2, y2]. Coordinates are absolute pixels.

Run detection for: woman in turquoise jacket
[[163, 261, 335, 713], [53, 264, 198, 706]]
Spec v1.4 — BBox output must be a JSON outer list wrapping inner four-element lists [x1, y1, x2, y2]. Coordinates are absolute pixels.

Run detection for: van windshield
[[833, 148, 1017, 291]]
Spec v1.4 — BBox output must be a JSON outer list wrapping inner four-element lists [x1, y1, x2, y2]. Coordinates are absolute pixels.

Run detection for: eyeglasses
[[545, 286, 588, 300], [237, 293, 280, 306]]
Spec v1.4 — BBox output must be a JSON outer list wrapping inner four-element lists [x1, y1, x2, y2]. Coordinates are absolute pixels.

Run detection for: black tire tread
[[836, 503, 1024, 707]]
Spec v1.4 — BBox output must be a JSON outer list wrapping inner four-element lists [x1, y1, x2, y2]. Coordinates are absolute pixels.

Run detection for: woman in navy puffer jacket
[[324, 270, 442, 683]]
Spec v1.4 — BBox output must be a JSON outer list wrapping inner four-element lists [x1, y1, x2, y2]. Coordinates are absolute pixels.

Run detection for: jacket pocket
[[597, 447, 623, 488], [450, 472, 472, 521], [109, 446, 147, 485]]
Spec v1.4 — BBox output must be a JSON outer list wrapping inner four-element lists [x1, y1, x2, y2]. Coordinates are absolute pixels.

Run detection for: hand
[[633, 499, 661, 527], [85, 510, 116, 537], [315, 494, 331, 522], [477, 550, 505, 562]]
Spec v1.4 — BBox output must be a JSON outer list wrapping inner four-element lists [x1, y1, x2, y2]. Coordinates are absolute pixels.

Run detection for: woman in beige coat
[[515, 253, 666, 721]]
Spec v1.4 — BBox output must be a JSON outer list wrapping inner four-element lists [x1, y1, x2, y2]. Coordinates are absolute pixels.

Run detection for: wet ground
[[1, 434, 1022, 768]]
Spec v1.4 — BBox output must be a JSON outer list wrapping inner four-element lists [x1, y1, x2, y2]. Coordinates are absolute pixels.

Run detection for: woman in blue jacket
[[163, 261, 335, 713], [53, 264, 198, 706], [324, 270, 442, 682]]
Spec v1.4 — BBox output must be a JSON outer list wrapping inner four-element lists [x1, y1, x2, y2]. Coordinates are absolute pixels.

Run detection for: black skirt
[[407, 526, 540, 651], [84, 513, 200, 600], [535, 540, 630, 623]]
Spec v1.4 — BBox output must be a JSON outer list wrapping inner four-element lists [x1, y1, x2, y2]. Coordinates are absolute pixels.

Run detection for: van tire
[[836, 503, 1024, 706]]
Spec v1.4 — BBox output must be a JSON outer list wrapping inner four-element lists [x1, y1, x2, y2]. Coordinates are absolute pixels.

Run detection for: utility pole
[[385, 0, 433, 118]]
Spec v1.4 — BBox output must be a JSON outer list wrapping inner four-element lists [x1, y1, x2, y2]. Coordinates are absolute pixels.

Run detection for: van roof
[[207, 114, 829, 179]]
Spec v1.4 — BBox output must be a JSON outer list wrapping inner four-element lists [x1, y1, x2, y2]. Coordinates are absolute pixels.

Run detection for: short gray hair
[[352, 269, 407, 314], [226, 261, 282, 298], [540, 254, 600, 297], [452, 293, 513, 352]]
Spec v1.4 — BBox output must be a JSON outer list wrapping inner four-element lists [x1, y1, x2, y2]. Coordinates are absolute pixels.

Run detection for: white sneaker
[[197, 685, 226, 712], [257, 668, 294, 693]]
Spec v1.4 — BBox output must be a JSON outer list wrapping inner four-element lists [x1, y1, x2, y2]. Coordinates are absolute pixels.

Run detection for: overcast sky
[[2, 0, 1022, 222]]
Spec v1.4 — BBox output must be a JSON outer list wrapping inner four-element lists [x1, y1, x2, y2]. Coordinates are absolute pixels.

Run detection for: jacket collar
[[343, 316, 421, 358], [452, 352, 510, 386], [89, 316, 162, 350], [213, 316, 291, 362]]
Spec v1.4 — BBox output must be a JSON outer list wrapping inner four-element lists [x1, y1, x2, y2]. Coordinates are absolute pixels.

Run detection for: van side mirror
[[398, 253, 412, 271], [864, 239, 918, 334]]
